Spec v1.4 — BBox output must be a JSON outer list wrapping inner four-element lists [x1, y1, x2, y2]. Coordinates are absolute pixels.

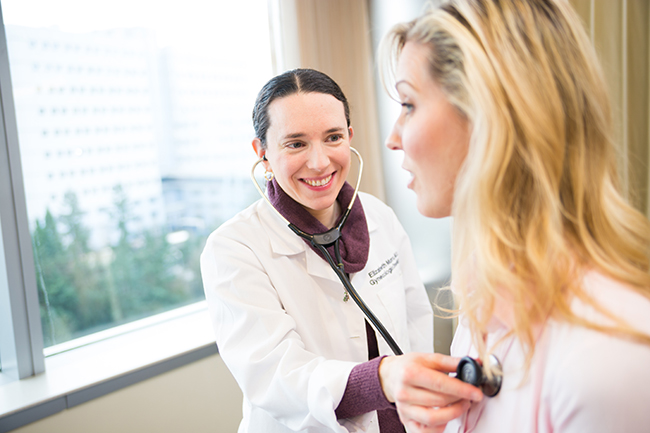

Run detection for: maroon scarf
[[266, 178, 370, 273]]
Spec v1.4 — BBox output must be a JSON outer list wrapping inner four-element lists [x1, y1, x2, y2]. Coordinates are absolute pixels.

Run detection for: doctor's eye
[[286, 141, 306, 149], [327, 134, 343, 142]]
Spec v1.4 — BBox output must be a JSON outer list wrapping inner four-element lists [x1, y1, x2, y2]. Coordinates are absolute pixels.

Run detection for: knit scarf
[[266, 178, 370, 274]]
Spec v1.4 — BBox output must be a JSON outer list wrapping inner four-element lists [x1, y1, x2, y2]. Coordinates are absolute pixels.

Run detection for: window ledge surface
[[0, 302, 216, 431]]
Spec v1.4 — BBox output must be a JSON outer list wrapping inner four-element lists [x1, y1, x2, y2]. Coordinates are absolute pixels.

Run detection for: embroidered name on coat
[[368, 252, 399, 285]]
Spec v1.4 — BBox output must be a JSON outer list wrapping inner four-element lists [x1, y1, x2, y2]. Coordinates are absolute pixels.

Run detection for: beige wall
[[11, 354, 243, 433], [570, 0, 650, 215]]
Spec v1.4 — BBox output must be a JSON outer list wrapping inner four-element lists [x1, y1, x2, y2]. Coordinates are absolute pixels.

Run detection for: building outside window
[[2, 0, 272, 352]]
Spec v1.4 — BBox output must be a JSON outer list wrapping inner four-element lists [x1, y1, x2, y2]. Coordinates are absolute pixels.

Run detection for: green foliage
[[32, 188, 208, 348], [33, 210, 78, 346]]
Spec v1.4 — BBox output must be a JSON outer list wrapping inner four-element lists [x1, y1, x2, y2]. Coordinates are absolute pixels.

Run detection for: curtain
[[268, 0, 386, 201], [571, 0, 650, 216]]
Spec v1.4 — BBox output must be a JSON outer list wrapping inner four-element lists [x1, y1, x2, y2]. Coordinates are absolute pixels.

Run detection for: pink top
[[445, 271, 650, 433]]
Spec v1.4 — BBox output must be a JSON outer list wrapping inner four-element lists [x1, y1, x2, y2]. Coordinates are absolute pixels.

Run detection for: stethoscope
[[251, 146, 502, 396], [457, 355, 502, 397], [252, 147, 403, 356]]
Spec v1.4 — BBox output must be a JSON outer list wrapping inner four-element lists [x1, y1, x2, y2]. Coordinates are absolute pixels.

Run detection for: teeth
[[305, 174, 332, 187]]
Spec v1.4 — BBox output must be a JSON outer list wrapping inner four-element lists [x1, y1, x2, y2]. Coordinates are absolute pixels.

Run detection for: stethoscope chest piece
[[457, 354, 503, 397]]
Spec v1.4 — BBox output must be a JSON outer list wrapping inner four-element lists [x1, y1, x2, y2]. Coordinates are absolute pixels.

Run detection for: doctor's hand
[[378, 353, 483, 433]]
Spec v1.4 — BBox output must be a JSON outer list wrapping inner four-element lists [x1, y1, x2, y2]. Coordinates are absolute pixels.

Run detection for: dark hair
[[252, 68, 350, 148]]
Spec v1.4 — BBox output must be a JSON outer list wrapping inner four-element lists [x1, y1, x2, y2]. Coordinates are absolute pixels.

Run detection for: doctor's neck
[[305, 200, 342, 229]]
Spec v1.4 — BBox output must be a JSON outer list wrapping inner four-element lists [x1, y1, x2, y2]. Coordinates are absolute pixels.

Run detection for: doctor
[[200, 68, 481, 433]]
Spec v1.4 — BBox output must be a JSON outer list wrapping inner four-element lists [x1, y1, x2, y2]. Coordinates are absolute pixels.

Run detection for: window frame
[[0, 4, 45, 383]]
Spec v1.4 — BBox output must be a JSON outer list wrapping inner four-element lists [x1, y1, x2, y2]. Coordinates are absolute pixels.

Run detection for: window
[[1, 0, 271, 360]]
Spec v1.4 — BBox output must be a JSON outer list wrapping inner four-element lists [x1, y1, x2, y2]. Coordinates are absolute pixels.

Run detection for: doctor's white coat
[[200, 192, 434, 433]]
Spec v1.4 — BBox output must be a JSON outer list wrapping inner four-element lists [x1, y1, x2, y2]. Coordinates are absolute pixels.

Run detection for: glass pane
[[2, 0, 272, 349]]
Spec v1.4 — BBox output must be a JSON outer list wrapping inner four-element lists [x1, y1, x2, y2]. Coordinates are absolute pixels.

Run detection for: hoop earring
[[264, 170, 274, 182]]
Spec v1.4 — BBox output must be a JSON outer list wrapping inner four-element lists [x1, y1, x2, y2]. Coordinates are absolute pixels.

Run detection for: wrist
[[378, 355, 396, 403]]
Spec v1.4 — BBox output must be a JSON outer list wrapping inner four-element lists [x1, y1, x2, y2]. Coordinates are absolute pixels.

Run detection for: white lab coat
[[200, 192, 433, 433]]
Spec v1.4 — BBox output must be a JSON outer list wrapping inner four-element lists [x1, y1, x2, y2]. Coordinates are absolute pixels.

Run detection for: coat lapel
[[258, 194, 380, 282], [259, 200, 339, 282]]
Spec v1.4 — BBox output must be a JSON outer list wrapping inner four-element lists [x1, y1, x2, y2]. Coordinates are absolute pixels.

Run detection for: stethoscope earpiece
[[457, 355, 503, 397]]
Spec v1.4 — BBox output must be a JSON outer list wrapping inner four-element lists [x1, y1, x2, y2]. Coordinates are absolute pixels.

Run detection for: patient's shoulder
[[541, 271, 650, 431]]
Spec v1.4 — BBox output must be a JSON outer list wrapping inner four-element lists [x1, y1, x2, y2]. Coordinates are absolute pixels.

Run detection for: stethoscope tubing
[[251, 147, 404, 356], [251, 147, 504, 394], [309, 239, 404, 355]]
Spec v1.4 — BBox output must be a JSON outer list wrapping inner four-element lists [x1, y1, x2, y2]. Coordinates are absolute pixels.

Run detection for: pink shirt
[[446, 271, 650, 433]]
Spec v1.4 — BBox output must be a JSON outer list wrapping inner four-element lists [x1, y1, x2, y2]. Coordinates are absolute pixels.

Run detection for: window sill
[[0, 301, 217, 432]]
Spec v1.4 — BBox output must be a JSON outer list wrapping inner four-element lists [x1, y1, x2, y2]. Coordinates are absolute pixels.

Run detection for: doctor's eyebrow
[[282, 132, 307, 140], [280, 127, 346, 141], [324, 127, 345, 134]]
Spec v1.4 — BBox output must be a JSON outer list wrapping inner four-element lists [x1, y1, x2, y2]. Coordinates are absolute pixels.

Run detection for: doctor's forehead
[[266, 93, 348, 137]]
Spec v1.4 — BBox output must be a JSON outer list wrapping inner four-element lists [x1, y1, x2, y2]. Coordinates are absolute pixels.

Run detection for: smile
[[303, 173, 333, 187]]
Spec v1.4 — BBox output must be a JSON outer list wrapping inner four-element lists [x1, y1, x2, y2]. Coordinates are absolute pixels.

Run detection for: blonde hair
[[382, 0, 650, 369]]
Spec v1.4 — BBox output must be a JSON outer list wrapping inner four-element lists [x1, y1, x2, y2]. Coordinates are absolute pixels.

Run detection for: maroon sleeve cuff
[[335, 355, 395, 419]]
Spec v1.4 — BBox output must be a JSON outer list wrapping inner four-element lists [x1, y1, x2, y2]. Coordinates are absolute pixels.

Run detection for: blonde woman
[[380, 0, 650, 432]]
